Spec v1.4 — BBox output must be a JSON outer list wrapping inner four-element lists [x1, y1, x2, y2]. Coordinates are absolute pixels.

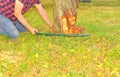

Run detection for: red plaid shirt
[[0, 0, 40, 24]]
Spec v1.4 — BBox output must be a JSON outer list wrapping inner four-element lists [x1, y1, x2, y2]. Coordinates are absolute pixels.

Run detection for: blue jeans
[[0, 14, 26, 38]]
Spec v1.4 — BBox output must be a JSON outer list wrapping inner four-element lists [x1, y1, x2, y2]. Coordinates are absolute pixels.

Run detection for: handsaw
[[36, 32, 90, 37]]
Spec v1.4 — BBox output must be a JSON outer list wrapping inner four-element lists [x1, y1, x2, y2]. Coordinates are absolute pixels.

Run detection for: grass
[[0, 0, 120, 77]]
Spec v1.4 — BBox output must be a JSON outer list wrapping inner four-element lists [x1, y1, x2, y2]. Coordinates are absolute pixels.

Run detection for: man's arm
[[34, 4, 54, 30], [14, 0, 38, 34]]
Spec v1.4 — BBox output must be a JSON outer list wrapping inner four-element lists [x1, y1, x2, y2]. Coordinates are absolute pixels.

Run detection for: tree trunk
[[53, 0, 84, 34]]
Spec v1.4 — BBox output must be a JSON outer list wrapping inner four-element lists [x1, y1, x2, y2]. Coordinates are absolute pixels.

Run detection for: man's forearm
[[35, 4, 53, 28], [14, 0, 37, 34], [14, 13, 32, 32]]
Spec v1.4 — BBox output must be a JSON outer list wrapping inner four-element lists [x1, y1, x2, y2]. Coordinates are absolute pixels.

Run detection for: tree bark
[[53, 0, 84, 34]]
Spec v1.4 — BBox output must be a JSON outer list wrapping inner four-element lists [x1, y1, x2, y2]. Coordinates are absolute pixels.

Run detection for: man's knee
[[8, 30, 20, 38]]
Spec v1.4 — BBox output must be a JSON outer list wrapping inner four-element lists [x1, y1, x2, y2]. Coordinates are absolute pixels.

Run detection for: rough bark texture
[[53, 0, 84, 34]]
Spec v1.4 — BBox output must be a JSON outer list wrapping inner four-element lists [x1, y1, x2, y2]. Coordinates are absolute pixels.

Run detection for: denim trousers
[[0, 14, 26, 38]]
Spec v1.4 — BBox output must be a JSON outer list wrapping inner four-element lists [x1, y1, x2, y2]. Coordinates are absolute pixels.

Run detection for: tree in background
[[53, 0, 84, 34]]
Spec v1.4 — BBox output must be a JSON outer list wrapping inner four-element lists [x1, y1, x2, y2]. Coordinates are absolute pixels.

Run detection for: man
[[0, 0, 53, 38]]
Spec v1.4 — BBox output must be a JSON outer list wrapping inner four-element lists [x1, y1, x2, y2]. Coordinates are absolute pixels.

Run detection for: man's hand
[[49, 24, 58, 33], [29, 27, 38, 34]]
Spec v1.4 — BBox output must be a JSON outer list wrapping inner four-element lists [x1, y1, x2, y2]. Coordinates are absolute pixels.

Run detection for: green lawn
[[0, 0, 120, 77]]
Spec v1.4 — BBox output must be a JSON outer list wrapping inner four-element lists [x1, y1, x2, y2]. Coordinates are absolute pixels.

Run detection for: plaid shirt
[[0, 0, 40, 24]]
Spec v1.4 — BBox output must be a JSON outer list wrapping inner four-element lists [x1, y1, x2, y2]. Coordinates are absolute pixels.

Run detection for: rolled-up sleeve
[[19, 0, 40, 4], [34, 0, 40, 4], [19, 0, 24, 4]]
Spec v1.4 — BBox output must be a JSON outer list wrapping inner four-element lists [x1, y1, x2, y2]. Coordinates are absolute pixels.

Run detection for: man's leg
[[15, 20, 26, 32], [0, 15, 19, 38]]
